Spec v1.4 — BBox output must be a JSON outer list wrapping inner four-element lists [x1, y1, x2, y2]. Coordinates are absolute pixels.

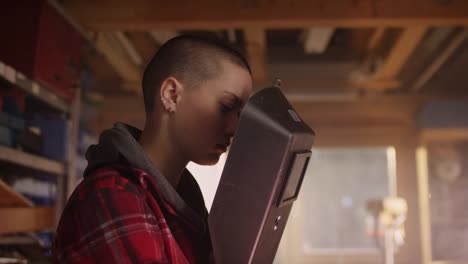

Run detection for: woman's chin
[[193, 153, 221, 166]]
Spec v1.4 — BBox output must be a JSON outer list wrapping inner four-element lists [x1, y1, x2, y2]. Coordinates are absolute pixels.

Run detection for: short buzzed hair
[[142, 35, 251, 113]]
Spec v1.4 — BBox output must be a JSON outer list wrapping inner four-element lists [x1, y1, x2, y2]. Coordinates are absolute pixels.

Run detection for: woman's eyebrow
[[223, 91, 243, 105]]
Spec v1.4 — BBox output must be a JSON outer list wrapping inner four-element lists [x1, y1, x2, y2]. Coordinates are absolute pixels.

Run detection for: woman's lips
[[216, 144, 228, 152]]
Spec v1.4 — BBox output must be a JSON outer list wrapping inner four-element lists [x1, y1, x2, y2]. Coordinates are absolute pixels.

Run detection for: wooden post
[[394, 131, 423, 264], [67, 88, 81, 198], [55, 88, 80, 228]]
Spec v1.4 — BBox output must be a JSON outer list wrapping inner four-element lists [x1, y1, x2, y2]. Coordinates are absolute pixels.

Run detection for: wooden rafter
[[126, 32, 160, 66], [114, 31, 143, 66], [352, 26, 428, 90], [149, 31, 178, 45], [367, 27, 386, 52], [244, 28, 268, 85], [420, 128, 468, 144], [411, 28, 468, 92], [303, 27, 335, 54], [376, 26, 428, 80], [95, 32, 143, 93], [63, 0, 468, 30]]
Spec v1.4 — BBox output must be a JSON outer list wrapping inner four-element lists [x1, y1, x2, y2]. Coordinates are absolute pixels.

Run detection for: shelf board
[[0, 179, 33, 207], [0, 234, 39, 245], [0, 207, 54, 234], [420, 128, 468, 143], [0, 146, 65, 176], [0, 60, 69, 113]]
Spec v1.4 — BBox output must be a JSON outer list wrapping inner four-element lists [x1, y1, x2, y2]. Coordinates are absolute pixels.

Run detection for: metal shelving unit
[[0, 60, 80, 235]]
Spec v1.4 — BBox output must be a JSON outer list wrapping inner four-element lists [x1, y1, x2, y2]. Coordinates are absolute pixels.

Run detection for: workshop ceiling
[[61, 0, 468, 100]]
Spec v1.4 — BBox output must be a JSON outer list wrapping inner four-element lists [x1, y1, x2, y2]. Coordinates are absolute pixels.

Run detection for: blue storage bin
[[23, 193, 56, 206], [8, 114, 25, 131], [0, 112, 26, 147], [37, 231, 54, 250], [2, 96, 22, 116], [13, 177, 56, 206], [28, 115, 70, 161]]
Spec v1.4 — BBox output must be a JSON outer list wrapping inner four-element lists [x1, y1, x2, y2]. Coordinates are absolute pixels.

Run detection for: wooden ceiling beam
[[302, 27, 335, 54], [244, 28, 268, 85], [89, 97, 415, 142], [63, 0, 468, 30], [114, 31, 144, 66], [376, 26, 428, 80], [149, 31, 179, 45], [313, 126, 418, 147], [126, 32, 160, 66], [351, 26, 428, 91], [367, 27, 386, 52], [420, 128, 468, 144], [411, 28, 468, 92], [95, 32, 143, 93], [293, 95, 424, 126]]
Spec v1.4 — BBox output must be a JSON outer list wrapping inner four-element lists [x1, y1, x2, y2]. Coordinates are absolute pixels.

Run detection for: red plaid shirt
[[52, 165, 211, 263]]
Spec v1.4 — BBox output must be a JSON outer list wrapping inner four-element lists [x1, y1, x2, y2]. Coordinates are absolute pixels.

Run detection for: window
[[276, 147, 394, 263]]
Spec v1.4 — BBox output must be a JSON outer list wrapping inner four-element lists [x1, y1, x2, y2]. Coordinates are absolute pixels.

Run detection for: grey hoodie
[[84, 122, 207, 233]]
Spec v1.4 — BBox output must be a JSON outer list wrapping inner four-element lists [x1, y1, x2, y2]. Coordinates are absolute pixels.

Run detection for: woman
[[53, 36, 253, 263]]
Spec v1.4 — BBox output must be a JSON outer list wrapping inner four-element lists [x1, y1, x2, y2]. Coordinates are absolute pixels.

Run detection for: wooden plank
[[294, 95, 423, 126], [244, 28, 268, 85], [293, 95, 424, 147], [350, 28, 371, 58], [63, 0, 468, 30], [354, 26, 428, 90], [0, 207, 54, 234], [375, 26, 429, 80], [285, 91, 358, 102], [149, 31, 178, 45], [310, 126, 417, 147], [0, 179, 33, 207], [89, 93, 424, 144], [0, 146, 65, 176], [420, 128, 468, 144], [55, 88, 82, 228], [0, 235, 37, 245], [67, 88, 81, 199], [432, 261, 468, 264], [114, 31, 144, 66], [86, 49, 121, 80], [351, 78, 401, 91], [303, 27, 335, 54], [95, 32, 143, 93], [367, 27, 386, 52], [411, 28, 468, 92], [126, 32, 160, 66]]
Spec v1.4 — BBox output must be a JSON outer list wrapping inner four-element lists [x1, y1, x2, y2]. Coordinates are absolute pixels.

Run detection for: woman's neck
[[139, 119, 188, 189]]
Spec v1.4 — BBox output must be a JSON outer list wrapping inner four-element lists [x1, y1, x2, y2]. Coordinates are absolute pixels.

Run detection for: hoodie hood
[[84, 122, 207, 231]]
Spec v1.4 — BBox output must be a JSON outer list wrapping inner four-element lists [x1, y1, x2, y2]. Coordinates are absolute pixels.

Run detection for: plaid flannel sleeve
[[53, 173, 171, 264]]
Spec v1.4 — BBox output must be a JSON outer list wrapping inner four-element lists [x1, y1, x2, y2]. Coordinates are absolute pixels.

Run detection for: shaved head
[[142, 35, 251, 113]]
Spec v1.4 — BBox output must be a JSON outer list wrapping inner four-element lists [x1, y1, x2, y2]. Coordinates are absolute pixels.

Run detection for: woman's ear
[[160, 76, 184, 113]]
